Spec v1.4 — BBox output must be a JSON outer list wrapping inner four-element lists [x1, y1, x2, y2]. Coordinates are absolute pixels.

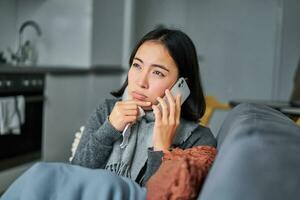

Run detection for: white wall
[[134, 0, 187, 42], [188, 0, 280, 101], [16, 0, 93, 67], [276, 0, 300, 100], [0, 0, 17, 60], [91, 0, 125, 66]]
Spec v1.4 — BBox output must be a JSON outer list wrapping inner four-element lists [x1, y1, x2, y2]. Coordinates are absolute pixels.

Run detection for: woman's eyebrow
[[152, 64, 169, 72], [134, 57, 143, 63], [134, 57, 169, 72]]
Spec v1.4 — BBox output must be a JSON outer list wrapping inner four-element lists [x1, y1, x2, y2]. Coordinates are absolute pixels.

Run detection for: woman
[[71, 27, 216, 185], [1, 28, 216, 200]]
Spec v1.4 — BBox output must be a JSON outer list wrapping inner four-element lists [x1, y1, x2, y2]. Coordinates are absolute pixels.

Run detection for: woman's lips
[[131, 91, 147, 101]]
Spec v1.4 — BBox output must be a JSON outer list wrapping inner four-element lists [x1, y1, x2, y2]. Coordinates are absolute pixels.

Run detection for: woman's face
[[128, 40, 179, 110]]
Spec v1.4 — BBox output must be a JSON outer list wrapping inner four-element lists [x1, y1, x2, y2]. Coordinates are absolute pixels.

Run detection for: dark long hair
[[111, 28, 206, 122]]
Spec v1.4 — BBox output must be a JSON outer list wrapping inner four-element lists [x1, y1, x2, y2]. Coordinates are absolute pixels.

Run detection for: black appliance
[[0, 73, 45, 171]]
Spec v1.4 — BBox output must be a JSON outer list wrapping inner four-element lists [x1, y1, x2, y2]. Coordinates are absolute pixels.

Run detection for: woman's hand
[[152, 89, 181, 152], [109, 100, 151, 132]]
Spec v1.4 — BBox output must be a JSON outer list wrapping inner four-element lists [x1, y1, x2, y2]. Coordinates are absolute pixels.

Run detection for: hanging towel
[[0, 95, 25, 135]]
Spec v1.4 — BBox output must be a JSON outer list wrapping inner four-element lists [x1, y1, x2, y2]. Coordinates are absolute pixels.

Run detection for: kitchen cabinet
[[43, 73, 123, 162]]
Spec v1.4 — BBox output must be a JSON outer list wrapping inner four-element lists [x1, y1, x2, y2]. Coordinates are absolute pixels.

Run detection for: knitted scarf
[[105, 111, 155, 181]]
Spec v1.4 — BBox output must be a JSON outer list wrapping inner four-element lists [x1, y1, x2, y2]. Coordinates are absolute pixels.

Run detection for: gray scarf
[[105, 111, 155, 180], [105, 98, 199, 181]]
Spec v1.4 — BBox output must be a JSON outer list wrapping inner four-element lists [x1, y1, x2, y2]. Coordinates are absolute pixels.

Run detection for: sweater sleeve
[[141, 148, 164, 186], [141, 125, 216, 186], [71, 99, 122, 168], [183, 126, 217, 148]]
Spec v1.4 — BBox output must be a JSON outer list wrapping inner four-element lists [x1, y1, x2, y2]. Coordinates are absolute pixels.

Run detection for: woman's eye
[[132, 63, 141, 69], [153, 71, 165, 77]]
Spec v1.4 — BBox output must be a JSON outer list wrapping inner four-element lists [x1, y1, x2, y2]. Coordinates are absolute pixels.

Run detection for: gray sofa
[[199, 103, 300, 200]]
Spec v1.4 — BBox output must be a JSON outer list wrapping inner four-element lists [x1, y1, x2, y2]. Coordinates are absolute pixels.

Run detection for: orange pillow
[[146, 146, 217, 200]]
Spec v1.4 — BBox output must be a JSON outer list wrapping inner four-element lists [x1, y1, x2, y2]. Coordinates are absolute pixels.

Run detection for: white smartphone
[[160, 77, 190, 108]]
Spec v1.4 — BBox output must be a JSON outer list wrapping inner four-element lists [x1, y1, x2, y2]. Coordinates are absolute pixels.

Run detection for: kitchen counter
[[0, 64, 125, 75]]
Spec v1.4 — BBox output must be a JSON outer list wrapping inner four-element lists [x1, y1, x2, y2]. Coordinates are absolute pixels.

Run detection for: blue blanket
[[1, 162, 146, 200]]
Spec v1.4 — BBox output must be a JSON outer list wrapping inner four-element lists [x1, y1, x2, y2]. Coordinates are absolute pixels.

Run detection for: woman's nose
[[136, 71, 149, 89]]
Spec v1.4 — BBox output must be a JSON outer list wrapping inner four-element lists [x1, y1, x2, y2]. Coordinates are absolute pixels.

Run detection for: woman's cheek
[[151, 84, 169, 101], [127, 69, 135, 83]]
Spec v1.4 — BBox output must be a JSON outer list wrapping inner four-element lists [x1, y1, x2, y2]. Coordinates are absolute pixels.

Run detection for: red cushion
[[146, 146, 217, 200]]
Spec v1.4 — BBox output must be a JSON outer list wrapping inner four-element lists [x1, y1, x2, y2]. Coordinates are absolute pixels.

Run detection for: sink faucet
[[9, 20, 42, 65]]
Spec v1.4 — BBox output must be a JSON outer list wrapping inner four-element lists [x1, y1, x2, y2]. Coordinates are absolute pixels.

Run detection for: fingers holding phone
[[165, 89, 181, 124], [174, 93, 181, 124], [152, 89, 181, 152], [155, 89, 181, 124]]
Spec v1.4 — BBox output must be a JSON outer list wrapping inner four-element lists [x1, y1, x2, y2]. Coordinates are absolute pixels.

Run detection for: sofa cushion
[[146, 146, 217, 200]]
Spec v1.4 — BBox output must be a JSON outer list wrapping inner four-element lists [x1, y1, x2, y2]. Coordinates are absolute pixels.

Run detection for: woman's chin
[[142, 102, 159, 111], [142, 105, 153, 111]]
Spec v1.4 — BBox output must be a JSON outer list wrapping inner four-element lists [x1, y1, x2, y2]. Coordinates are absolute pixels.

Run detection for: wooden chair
[[290, 58, 300, 101], [296, 118, 300, 126], [200, 96, 231, 126]]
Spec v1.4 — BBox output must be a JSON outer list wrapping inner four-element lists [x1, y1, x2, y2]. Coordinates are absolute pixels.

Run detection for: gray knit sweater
[[71, 98, 216, 186]]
